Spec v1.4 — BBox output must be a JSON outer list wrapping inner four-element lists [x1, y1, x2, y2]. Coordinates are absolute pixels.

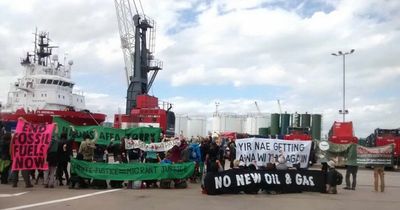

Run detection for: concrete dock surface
[[0, 168, 399, 210]]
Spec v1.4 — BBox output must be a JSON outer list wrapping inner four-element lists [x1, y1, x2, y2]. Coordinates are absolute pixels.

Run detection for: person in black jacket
[[0, 132, 12, 184], [44, 138, 59, 188], [56, 132, 72, 186]]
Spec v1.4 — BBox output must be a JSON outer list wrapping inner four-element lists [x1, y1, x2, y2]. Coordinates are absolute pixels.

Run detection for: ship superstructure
[[0, 30, 105, 127]]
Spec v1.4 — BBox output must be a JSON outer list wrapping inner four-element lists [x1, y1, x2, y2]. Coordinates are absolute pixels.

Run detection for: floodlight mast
[[331, 49, 355, 122]]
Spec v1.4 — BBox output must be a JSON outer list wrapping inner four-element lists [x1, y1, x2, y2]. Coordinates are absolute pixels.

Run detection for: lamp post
[[214, 102, 220, 116], [331, 49, 355, 122]]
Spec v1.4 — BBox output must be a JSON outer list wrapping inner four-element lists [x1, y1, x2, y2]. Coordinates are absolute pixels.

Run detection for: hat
[[327, 160, 336, 168]]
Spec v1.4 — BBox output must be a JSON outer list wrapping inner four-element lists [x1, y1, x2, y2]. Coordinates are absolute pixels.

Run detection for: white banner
[[235, 138, 312, 168], [124, 139, 181, 152]]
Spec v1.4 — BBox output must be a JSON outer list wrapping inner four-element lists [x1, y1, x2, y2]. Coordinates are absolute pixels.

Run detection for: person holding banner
[[78, 129, 99, 162], [343, 164, 358, 190], [227, 138, 236, 169], [0, 132, 12, 184], [44, 123, 61, 188], [56, 132, 73, 186], [10, 118, 36, 188], [144, 138, 160, 188]]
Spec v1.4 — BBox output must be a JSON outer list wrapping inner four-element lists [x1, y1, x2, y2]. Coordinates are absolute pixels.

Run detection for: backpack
[[335, 170, 343, 185]]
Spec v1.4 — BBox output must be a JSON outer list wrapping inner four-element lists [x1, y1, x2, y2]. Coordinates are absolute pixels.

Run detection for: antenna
[[33, 27, 38, 63]]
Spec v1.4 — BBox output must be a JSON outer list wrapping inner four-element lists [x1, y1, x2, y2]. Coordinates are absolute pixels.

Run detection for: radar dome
[[68, 60, 74, 65], [52, 54, 59, 61]]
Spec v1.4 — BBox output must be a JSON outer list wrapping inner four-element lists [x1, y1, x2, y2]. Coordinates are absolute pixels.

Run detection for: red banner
[[11, 119, 55, 171]]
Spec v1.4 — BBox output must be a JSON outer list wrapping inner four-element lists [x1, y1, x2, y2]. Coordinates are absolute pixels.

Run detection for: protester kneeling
[[326, 160, 343, 194]]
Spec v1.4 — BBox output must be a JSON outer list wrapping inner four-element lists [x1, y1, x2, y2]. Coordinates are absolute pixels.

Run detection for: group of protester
[[0, 123, 72, 188], [322, 159, 385, 194], [0, 123, 387, 195], [0, 122, 203, 190]]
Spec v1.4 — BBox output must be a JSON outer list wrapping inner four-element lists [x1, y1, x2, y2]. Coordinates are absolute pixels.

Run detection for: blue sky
[[0, 0, 399, 137]]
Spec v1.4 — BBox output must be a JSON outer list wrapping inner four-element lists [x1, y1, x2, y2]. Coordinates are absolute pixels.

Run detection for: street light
[[331, 49, 355, 122], [214, 102, 220, 116]]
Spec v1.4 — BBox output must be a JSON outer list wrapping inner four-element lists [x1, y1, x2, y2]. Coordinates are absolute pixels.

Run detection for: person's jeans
[[11, 170, 32, 186], [44, 166, 57, 187], [345, 165, 358, 189]]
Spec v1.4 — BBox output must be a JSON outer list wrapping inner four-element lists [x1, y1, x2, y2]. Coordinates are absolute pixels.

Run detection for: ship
[[0, 30, 106, 130]]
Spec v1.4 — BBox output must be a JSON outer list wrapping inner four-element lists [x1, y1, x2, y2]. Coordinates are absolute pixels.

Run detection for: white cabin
[[3, 31, 86, 113]]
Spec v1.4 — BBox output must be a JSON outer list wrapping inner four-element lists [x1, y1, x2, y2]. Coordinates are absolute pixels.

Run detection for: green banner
[[70, 159, 195, 181], [357, 144, 393, 166], [315, 141, 357, 166], [53, 117, 161, 145]]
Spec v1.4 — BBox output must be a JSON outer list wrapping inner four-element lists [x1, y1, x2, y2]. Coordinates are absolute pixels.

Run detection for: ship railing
[[158, 100, 173, 111], [148, 59, 162, 70]]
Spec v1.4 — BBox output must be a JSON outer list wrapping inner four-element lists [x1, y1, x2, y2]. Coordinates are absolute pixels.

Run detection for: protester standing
[[343, 164, 358, 190], [125, 138, 142, 189], [78, 129, 98, 162], [180, 141, 190, 163], [373, 165, 385, 192], [206, 142, 220, 170], [44, 136, 59, 188], [0, 132, 12, 184], [144, 138, 160, 188], [10, 118, 33, 188], [159, 151, 173, 189], [44, 124, 60, 188], [76, 129, 98, 188], [227, 138, 236, 169], [56, 132, 72, 186]]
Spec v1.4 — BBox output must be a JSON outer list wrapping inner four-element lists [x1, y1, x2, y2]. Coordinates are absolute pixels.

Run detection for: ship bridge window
[[69, 84, 74, 88], [62, 82, 71, 87], [40, 79, 46, 84], [46, 80, 53, 84], [53, 80, 59, 85]]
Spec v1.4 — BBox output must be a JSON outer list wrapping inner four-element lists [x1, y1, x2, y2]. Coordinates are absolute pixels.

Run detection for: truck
[[365, 128, 400, 168], [284, 127, 312, 141], [327, 121, 358, 167], [328, 121, 358, 144]]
